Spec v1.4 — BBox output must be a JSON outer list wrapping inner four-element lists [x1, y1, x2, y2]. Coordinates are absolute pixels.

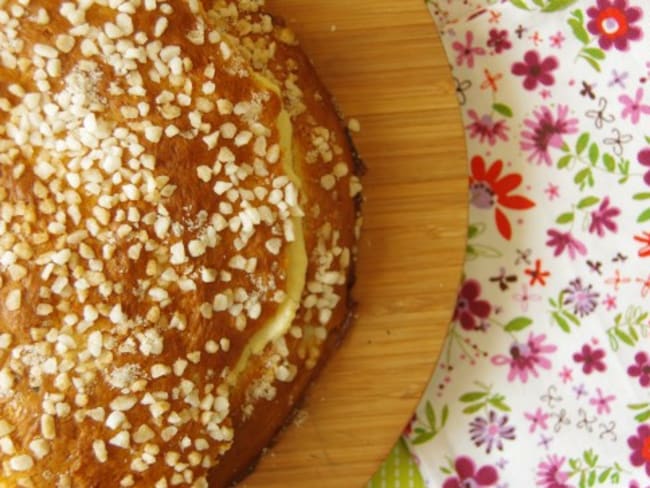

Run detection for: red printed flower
[[587, 0, 643, 51], [470, 156, 535, 240], [443, 456, 499, 488], [635, 232, 650, 257], [573, 344, 606, 374], [628, 424, 650, 475], [453, 279, 491, 331], [511, 50, 559, 90]]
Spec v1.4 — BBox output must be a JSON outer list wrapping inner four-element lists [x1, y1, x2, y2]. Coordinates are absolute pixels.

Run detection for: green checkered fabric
[[367, 439, 425, 488]]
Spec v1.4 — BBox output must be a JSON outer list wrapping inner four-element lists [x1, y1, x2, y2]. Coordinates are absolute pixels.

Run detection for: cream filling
[[230, 76, 307, 381]]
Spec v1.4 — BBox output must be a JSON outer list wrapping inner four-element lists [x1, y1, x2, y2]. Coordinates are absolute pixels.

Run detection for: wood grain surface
[[242, 1, 468, 486]]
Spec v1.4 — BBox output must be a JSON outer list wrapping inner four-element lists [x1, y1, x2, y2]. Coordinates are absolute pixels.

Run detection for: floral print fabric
[[406, 1, 650, 486]]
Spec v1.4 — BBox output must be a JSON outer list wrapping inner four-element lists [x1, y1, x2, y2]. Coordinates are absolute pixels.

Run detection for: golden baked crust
[[0, 0, 359, 487], [205, 2, 362, 484]]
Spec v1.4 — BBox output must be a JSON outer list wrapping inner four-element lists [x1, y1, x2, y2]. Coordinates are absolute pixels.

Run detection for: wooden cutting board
[[242, 1, 467, 486]]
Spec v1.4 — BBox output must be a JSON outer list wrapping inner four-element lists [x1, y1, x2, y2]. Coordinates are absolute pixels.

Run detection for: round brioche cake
[[0, 0, 361, 486]]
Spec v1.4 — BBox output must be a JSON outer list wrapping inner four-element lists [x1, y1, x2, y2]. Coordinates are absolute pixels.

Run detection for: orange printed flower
[[470, 156, 535, 240]]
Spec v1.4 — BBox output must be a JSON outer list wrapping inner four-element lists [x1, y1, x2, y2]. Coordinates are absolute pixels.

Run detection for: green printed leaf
[[558, 154, 573, 169], [588, 470, 596, 487], [425, 401, 436, 427], [598, 468, 612, 483], [441, 405, 449, 427], [467, 223, 486, 239], [583, 449, 594, 466], [635, 409, 650, 423], [493, 103, 513, 117], [638, 208, 650, 223], [542, 0, 579, 12], [619, 159, 630, 176], [412, 432, 435, 445], [572, 9, 584, 21], [576, 133, 590, 154], [488, 397, 511, 412], [577, 196, 599, 209], [603, 153, 616, 172], [615, 328, 635, 346], [579, 54, 601, 72], [628, 403, 650, 410], [568, 18, 589, 44], [574, 167, 594, 188], [510, 0, 530, 9], [460, 391, 488, 403], [556, 212, 574, 224], [562, 310, 581, 326], [582, 47, 605, 60], [552, 312, 571, 333], [588, 143, 599, 165], [462, 403, 486, 415], [504, 317, 533, 332]]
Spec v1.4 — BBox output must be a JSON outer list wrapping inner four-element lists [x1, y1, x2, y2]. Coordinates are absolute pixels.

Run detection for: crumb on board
[[347, 118, 361, 133], [292, 409, 309, 427]]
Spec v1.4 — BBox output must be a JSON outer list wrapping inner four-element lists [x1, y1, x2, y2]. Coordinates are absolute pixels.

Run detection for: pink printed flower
[[587, 0, 643, 51], [589, 387, 615, 414], [466, 110, 509, 146], [469, 410, 516, 453], [630, 481, 650, 488], [492, 333, 557, 383], [573, 344, 606, 374], [637, 148, 650, 186], [589, 197, 620, 236], [563, 279, 599, 317], [443, 456, 499, 488], [525, 408, 550, 433], [513, 284, 542, 313], [619, 88, 650, 124], [511, 50, 558, 90], [537, 455, 573, 488], [628, 352, 650, 387], [452, 31, 486, 68], [546, 229, 587, 259], [487, 28, 512, 53], [521, 105, 578, 165], [453, 279, 491, 331], [628, 424, 650, 475]]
